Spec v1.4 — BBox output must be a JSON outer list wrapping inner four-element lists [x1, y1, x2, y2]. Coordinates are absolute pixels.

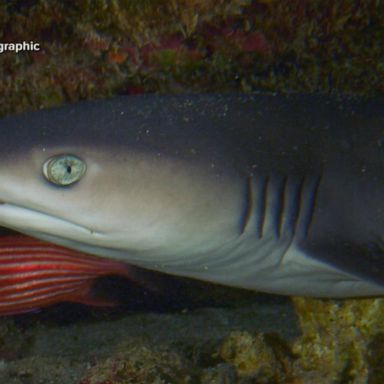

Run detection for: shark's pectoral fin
[[304, 238, 384, 289]]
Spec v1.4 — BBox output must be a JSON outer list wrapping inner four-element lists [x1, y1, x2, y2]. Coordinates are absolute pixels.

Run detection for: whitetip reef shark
[[0, 93, 382, 300]]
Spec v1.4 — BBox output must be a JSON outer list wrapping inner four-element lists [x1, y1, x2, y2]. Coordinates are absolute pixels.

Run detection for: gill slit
[[257, 176, 269, 239], [276, 176, 287, 238], [239, 176, 253, 235], [302, 174, 322, 238]]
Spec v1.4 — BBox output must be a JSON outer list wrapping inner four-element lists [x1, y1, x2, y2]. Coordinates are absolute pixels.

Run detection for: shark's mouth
[[0, 204, 133, 268], [0, 203, 147, 266], [0, 202, 105, 239]]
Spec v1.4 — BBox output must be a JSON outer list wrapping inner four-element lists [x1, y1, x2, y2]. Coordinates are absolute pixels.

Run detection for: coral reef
[[1, 0, 383, 115], [292, 297, 384, 384], [218, 330, 297, 383]]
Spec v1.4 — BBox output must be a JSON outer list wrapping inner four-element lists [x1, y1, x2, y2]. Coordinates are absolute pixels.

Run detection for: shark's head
[[0, 97, 244, 266]]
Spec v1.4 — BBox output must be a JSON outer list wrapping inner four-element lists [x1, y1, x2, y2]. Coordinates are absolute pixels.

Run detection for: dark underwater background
[[0, 1, 383, 383]]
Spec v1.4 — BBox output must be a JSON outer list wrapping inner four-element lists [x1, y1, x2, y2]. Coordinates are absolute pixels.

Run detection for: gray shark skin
[[0, 93, 382, 297]]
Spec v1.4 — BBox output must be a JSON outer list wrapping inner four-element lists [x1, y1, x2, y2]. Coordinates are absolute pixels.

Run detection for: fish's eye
[[42, 154, 86, 186]]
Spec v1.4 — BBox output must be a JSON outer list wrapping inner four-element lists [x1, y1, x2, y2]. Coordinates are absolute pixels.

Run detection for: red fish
[[0, 235, 131, 316]]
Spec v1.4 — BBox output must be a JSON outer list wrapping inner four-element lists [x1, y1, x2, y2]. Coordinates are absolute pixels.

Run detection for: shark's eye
[[42, 155, 86, 186]]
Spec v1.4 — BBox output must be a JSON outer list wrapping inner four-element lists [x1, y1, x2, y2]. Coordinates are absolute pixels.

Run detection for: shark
[[0, 93, 382, 298]]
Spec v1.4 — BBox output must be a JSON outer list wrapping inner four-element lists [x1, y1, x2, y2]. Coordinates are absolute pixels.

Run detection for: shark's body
[[0, 93, 383, 297]]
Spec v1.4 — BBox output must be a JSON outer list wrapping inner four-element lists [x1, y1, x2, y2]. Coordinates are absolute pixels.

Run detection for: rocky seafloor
[[0, 292, 300, 383]]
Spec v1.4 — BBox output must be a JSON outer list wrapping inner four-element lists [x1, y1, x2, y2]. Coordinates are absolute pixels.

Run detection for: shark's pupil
[[67, 165, 72, 174]]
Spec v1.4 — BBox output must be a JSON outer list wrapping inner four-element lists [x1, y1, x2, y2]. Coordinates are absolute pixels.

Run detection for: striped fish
[[0, 235, 131, 315]]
